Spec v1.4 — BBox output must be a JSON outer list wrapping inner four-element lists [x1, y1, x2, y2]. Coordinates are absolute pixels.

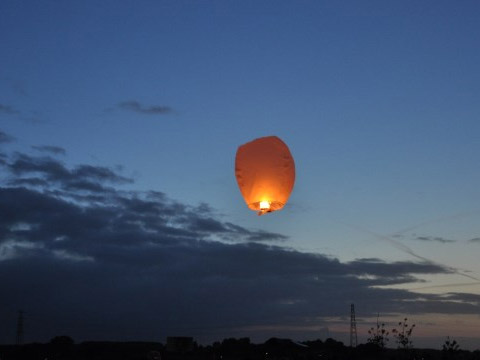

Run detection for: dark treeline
[[1, 336, 480, 360]]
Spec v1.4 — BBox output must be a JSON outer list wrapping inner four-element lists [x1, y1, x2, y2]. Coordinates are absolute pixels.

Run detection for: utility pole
[[350, 304, 357, 348], [16, 310, 24, 345]]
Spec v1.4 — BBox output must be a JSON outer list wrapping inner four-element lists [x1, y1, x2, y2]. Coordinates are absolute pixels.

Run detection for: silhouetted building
[[166, 336, 194, 353]]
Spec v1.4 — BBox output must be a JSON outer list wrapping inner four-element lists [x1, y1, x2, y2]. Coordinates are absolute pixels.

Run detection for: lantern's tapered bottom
[[248, 201, 285, 216]]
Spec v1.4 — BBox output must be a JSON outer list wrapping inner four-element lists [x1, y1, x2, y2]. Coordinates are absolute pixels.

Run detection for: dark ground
[[1, 337, 479, 360]]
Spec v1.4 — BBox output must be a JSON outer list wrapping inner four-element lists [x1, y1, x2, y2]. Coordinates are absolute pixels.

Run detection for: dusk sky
[[1, 0, 480, 350]]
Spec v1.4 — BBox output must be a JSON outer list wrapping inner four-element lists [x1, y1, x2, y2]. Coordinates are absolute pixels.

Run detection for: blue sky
[[1, 0, 480, 349]]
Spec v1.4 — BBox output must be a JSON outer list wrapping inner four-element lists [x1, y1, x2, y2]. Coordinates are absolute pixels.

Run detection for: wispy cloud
[[415, 236, 456, 244], [32, 145, 66, 155], [0, 104, 19, 115], [118, 100, 172, 115], [0, 76, 28, 96], [0, 130, 15, 143], [0, 103, 42, 123]]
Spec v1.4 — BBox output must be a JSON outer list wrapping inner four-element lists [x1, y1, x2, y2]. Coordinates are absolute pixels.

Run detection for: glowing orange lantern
[[235, 136, 295, 215]]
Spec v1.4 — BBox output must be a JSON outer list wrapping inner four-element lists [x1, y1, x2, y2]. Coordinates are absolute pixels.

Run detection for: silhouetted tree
[[49, 335, 74, 346], [367, 315, 389, 348], [392, 318, 415, 349], [442, 336, 460, 360], [49, 335, 75, 359]]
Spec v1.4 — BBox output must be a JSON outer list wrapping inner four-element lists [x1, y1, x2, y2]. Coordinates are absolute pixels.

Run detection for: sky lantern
[[235, 136, 295, 215]]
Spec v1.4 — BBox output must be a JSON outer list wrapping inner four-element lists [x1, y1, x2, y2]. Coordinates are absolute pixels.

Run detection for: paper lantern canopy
[[235, 136, 295, 215]]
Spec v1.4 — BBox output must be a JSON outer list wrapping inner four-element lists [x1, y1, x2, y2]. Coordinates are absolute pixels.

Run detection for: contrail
[[392, 210, 480, 237], [336, 220, 480, 282], [343, 222, 433, 263]]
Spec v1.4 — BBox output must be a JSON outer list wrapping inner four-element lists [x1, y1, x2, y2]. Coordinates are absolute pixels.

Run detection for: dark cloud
[[32, 145, 66, 155], [118, 100, 172, 115], [222, 222, 288, 242], [0, 150, 478, 344], [0, 130, 15, 143], [415, 236, 456, 244], [469, 237, 480, 243], [5, 153, 132, 193], [7, 177, 49, 187], [0, 104, 19, 115]]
